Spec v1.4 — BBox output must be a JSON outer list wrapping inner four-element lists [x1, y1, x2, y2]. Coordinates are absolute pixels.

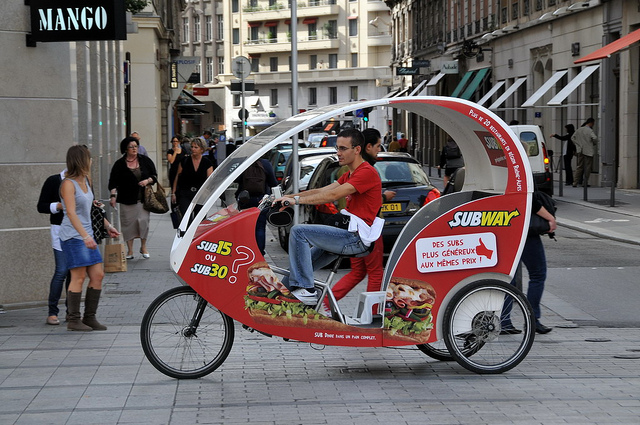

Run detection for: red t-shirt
[[337, 161, 382, 225], [398, 138, 408, 149]]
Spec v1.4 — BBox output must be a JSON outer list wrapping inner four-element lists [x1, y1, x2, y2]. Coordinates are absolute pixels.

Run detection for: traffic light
[[362, 107, 372, 122]]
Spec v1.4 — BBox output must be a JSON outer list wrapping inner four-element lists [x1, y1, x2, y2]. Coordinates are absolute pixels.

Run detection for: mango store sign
[[415, 233, 497, 273], [29, 0, 126, 43]]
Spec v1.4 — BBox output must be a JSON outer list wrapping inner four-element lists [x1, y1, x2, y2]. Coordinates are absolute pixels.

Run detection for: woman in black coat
[[108, 137, 158, 259], [551, 124, 576, 186]]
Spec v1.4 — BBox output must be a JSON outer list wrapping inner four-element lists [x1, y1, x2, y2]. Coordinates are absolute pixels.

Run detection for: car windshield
[[375, 161, 430, 187]]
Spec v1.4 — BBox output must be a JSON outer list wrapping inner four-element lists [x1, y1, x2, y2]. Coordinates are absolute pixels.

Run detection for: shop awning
[[547, 65, 599, 106], [409, 80, 428, 96], [248, 22, 261, 28], [383, 88, 400, 98], [426, 72, 445, 87], [489, 77, 527, 110], [575, 28, 640, 64], [393, 88, 409, 97], [264, 21, 278, 27], [451, 70, 474, 97], [460, 67, 490, 100], [348, 15, 358, 20], [477, 81, 505, 106], [521, 70, 568, 107], [302, 18, 317, 24]]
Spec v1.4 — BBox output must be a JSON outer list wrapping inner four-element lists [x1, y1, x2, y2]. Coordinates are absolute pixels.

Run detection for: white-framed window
[[348, 18, 357, 37], [351, 53, 358, 67], [329, 54, 338, 69], [310, 54, 317, 70], [205, 16, 212, 41], [350, 86, 358, 101], [270, 57, 278, 72], [271, 89, 278, 107], [232, 28, 240, 44], [194, 15, 200, 42], [217, 57, 224, 75], [309, 87, 317, 105], [217, 15, 224, 40], [182, 17, 189, 43], [329, 87, 337, 104], [206, 57, 213, 82]]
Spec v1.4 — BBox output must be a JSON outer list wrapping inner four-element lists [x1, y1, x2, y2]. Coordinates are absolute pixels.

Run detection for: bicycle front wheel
[[443, 280, 535, 374], [140, 286, 234, 379]]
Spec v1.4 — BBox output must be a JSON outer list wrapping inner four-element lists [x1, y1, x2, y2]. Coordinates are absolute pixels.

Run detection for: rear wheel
[[140, 286, 234, 379], [443, 280, 535, 374]]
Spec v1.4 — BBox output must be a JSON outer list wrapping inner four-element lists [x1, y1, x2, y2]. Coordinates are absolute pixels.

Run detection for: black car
[[277, 152, 439, 252]]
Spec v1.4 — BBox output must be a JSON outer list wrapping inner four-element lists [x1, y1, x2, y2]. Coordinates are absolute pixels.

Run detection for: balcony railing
[[243, 0, 337, 12]]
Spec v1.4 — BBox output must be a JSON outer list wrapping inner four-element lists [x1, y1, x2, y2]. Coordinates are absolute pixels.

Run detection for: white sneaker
[[291, 288, 319, 305]]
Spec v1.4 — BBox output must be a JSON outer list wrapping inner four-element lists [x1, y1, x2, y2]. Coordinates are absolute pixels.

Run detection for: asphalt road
[[535, 227, 640, 327]]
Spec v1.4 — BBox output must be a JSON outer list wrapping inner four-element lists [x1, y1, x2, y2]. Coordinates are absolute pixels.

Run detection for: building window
[[350, 86, 358, 101], [329, 87, 337, 104], [217, 15, 224, 40], [218, 58, 224, 75], [206, 57, 213, 82], [535, 0, 543, 11], [310, 54, 317, 70], [329, 54, 337, 69], [233, 28, 240, 44], [250, 26, 259, 42], [183, 17, 189, 43], [523, 0, 530, 16], [271, 89, 278, 107], [467, 23, 472, 37], [308, 22, 317, 40], [511, 2, 519, 20], [548, 0, 556, 5], [348, 19, 357, 37], [268, 25, 277, 43], [309, 87, 317, 105], [194, 15, 200, 42], [351, 53, 358, 67], [206, 16, 212, 41], [233, 94, 240, 107], [483, 17, 489, 30], [251, 57, 259, 72], [270, 57, 278, 72], [232, 0, 239, 13], [501, 7, 508, 24], [326, 20, 337, 39], [475, 20, 480, 34], [249, 0, 258, 7]]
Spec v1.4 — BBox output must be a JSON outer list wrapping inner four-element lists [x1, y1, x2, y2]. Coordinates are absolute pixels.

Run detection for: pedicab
[[140, 97, 536, 379]]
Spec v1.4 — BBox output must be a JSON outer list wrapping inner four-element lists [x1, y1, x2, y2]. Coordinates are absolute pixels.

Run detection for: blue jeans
[[49, 248, 70, 316], [507, 234, 547, 320], [285, 224, 368, 289]]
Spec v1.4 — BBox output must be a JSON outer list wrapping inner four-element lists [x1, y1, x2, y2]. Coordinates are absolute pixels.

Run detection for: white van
[[509, 125, 553, 196]]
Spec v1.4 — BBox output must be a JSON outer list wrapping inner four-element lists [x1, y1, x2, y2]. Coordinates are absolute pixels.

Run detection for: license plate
[[382, 203, 401, 212]]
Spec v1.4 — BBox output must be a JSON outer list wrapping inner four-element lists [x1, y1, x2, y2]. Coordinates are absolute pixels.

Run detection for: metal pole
[[291, 0, 300, 224], [241, 76, 246, 142]]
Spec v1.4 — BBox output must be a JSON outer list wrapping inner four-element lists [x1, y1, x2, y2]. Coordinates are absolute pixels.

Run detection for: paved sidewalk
[[2, 178, 640, 424]]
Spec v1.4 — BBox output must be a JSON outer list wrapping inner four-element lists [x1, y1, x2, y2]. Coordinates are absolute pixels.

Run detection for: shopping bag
[[170, 202, 182, 229], [143, 182, 170, 214], [104, 237, 127, 273]]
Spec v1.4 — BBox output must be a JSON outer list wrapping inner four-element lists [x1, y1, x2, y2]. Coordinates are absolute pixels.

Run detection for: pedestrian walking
[[551, 124, 576, 186], [571, 118, 598, 187]]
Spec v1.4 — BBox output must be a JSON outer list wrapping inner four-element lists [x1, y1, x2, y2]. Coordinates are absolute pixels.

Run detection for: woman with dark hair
[[166, 135, 185, 187], [60, 145, 119, 331], [551, 124, 576, 186], [108, 136, 158, 259], [171, 137, 214, 217]]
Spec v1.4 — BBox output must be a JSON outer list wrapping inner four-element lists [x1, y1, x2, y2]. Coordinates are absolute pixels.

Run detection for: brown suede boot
[[82, 287, 107, 331], [67, 291, 92, 331]]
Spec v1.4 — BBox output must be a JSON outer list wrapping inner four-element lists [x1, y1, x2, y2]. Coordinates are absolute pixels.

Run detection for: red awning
[[249, 53, 261, 58], [248, 22, 261, 28], [302, 18, 317, 24], [284, 19, 291, 25], [348, 15, 358, 20], [265, 21, 278, 27], [575, 28, 640, 64]]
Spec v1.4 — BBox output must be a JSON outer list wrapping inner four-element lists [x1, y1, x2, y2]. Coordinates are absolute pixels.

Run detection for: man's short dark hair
[[203, 130, 213, 137], [362, 128, 381, 148], [338, 128, 365, 150]]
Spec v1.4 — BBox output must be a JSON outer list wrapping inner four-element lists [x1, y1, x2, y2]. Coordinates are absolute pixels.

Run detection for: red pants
[[329, 237, 384, 305]]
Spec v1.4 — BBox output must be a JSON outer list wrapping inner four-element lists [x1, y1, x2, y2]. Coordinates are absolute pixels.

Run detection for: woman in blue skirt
[[60, 145, 120, 331]]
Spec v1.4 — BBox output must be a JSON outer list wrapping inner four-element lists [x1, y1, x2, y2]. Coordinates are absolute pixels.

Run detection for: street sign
[[396, 67, 419, 76], [355, 109, 363, 117], [232, 56, 251, 79], [413, 59, 431, 67], [238, 108, 249, 120]]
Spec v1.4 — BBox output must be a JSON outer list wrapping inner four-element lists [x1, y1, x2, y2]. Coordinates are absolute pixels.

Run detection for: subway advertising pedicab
[[140, 97, 536, 379]]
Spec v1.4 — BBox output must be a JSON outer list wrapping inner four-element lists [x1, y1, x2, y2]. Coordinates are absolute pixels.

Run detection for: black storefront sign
[[412, 60, 431, 68], [29, 0, 126, 43], [396, 67, 419, 76]]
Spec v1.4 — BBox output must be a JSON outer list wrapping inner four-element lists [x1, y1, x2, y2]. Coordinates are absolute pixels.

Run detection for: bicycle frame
[[169, 97, 533, 348]]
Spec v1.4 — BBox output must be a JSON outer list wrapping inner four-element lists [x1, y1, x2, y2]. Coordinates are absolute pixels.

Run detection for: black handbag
[[528, 191, 557, 237], [91, 203, 108, 244], [323, 212, 350, 229]]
